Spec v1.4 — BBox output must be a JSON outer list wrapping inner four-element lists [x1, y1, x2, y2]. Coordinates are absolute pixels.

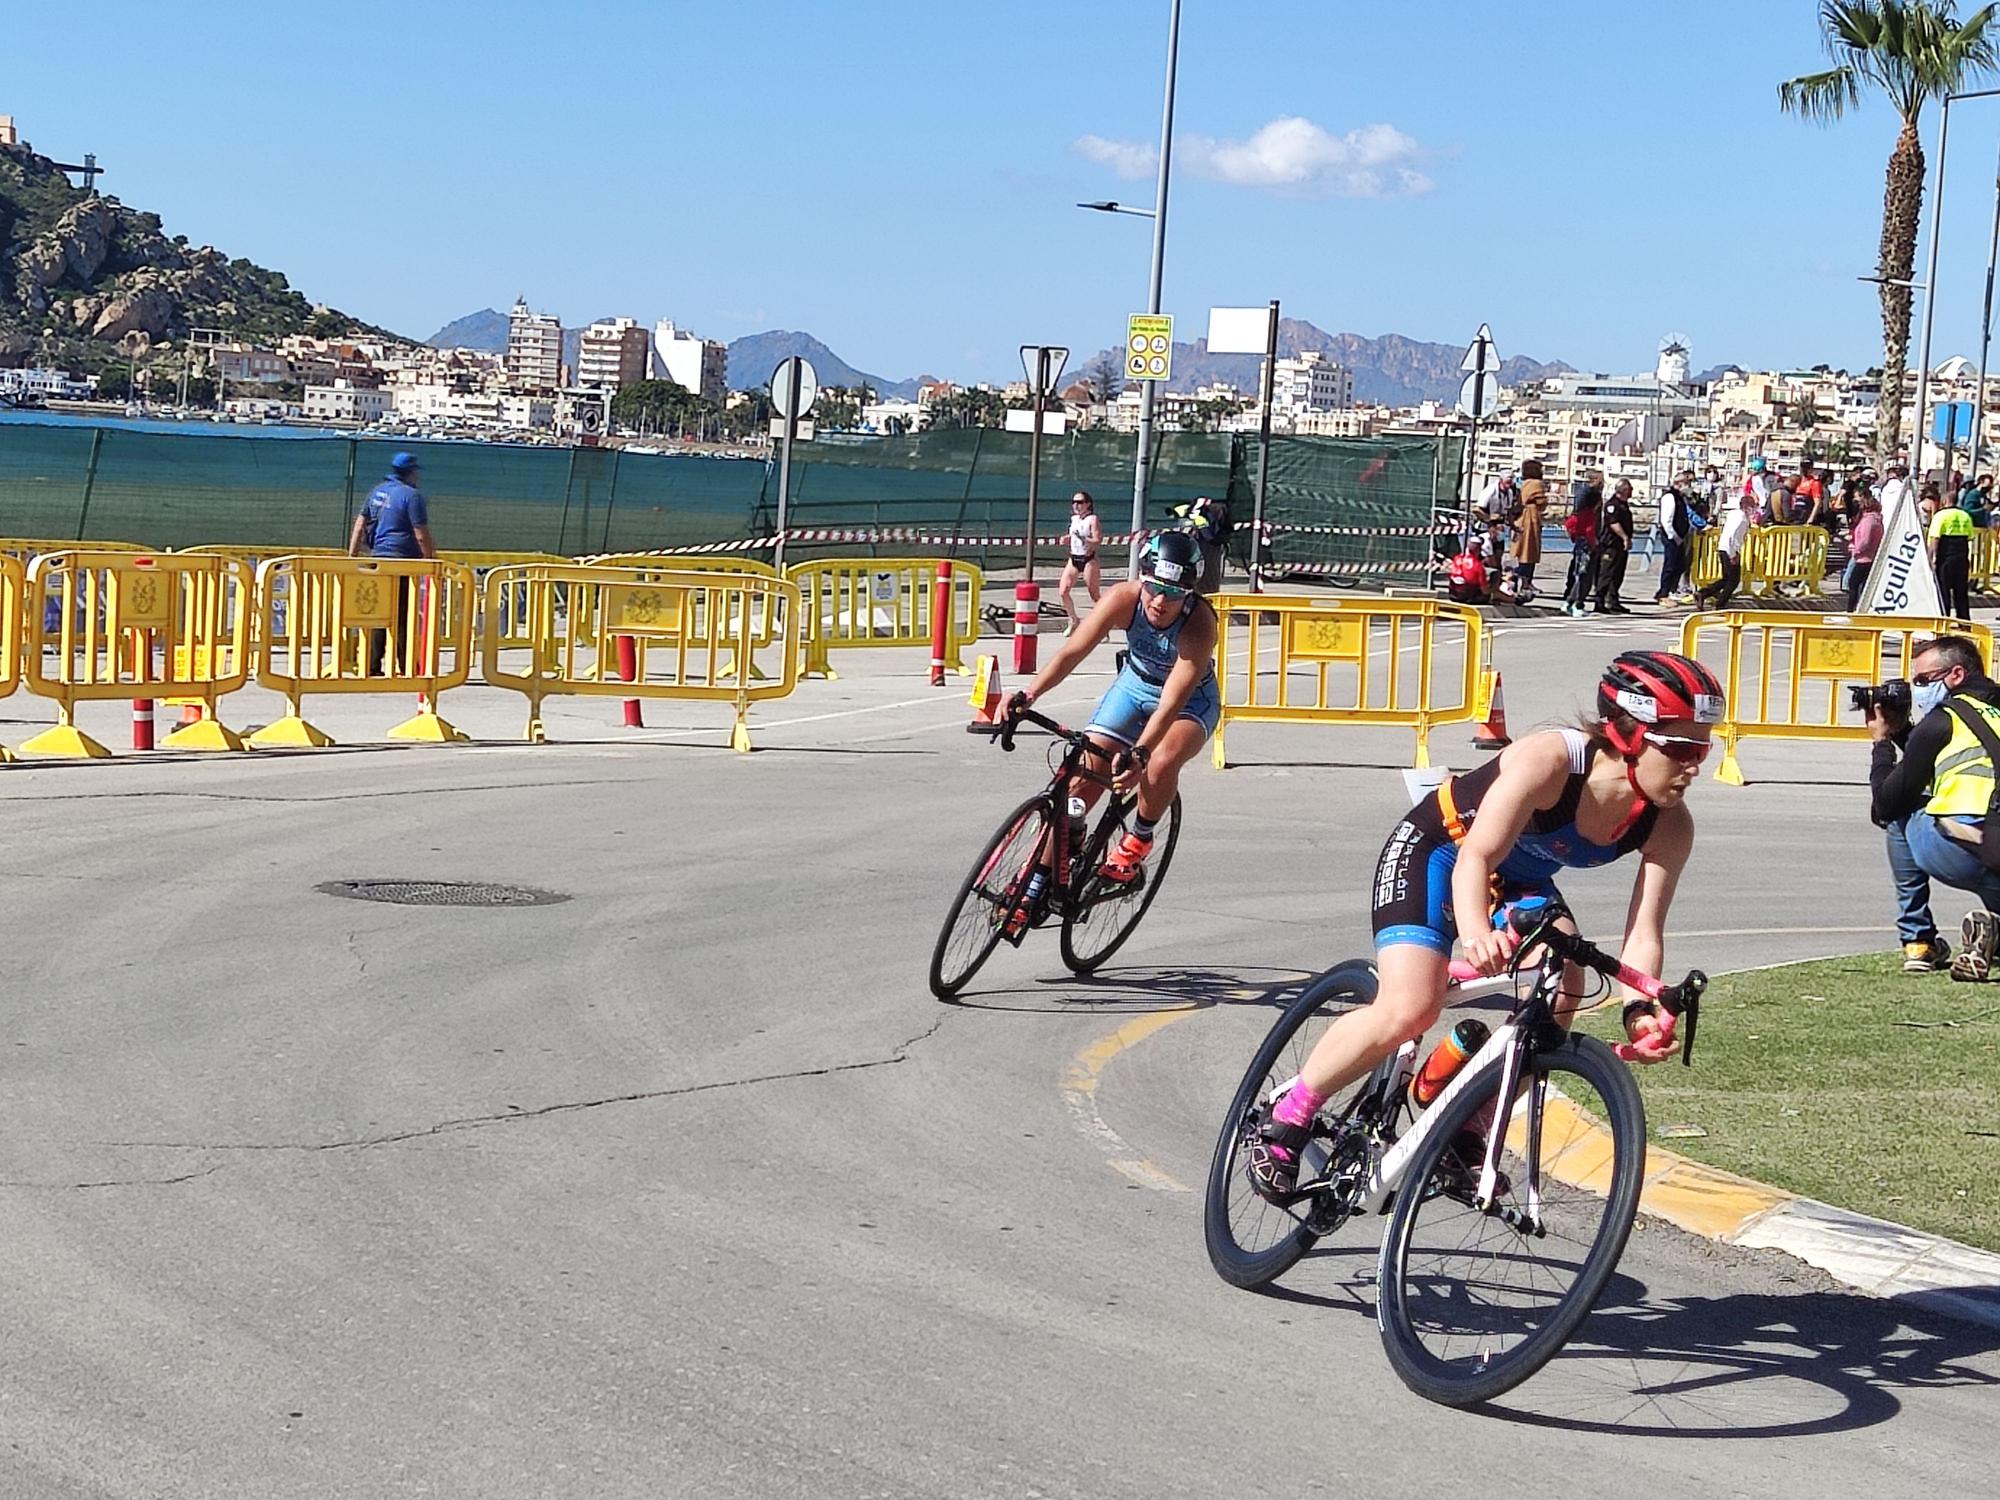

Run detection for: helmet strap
[[1611, 758, 1649, 842]]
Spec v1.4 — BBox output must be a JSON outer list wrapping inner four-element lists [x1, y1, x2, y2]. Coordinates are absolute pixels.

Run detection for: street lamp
[[1910, 86, 2000, 478], [1076, 201, 1158, 219], [1121, 0, 1179, 573]]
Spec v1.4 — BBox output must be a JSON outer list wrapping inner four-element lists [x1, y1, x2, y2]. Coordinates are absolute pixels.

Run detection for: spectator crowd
[[1450, 455, 1997, 622]]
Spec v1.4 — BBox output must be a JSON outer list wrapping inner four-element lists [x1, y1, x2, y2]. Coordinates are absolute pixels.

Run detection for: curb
[[1529, 1092, 2000, 1330]]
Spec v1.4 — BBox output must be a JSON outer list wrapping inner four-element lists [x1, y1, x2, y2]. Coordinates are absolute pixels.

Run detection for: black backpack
[[1941, 697, 2000, 873]]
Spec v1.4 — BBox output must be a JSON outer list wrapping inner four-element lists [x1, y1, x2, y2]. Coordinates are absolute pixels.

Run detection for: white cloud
[[1073, 133, 1158, 181], [1073, 116, 1433, 198]]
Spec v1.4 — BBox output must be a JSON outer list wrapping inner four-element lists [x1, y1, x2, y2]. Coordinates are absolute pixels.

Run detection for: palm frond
[[1780, 65, 1863, 120]]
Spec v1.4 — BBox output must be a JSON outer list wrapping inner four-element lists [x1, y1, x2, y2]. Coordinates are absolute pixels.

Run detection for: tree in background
[[1081, 352, 1124, 407], [1780, 0, 1998, 464], [813, 385, 863, 430]]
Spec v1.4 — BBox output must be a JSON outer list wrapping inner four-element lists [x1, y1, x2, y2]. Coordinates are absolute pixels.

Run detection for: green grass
[[1578, 952, 2000, 1252]]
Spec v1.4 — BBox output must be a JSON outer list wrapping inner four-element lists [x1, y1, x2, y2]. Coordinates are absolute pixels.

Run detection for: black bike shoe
[[1245, 1102, 1312, 1204]]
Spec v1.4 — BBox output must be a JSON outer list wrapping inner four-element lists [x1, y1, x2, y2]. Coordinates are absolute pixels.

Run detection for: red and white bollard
[[929, 558, 952, 686], [618, 634, 643, 726], [131, 698, 155, 751], [1012, 580, 1040, 675]]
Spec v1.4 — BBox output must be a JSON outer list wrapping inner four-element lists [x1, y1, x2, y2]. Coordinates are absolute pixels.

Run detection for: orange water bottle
[[1411, 1019, 1491, 1107]]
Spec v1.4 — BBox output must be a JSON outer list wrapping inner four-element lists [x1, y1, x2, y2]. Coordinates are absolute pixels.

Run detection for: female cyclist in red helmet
[[1249, 650, 1724, 1200]]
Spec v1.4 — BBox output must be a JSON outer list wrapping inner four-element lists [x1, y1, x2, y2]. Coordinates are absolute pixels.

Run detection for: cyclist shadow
[[1262, 1252, 2000, 1437], [943, 964, 1314, 1016]]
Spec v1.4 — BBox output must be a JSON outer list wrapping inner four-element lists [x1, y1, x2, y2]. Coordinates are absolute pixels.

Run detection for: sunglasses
[[1912, 668, 1953, 687], [1642, 731, 1712, 765], [1141, 578, 1189, 600]]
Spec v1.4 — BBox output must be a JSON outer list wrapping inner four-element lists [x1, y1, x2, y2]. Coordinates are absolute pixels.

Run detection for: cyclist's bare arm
[[1132, 600, 1218, 757], [1022, 580, 1139, 702], [1451, 737, 1574, 974], [1616, 804, 1693, 1061]]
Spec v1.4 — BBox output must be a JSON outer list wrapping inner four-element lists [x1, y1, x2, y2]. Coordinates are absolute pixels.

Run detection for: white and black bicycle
[[1203, 897, 1705, 1407]]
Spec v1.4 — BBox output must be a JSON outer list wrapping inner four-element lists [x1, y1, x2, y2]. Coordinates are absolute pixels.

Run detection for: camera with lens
[[1848, 678, 1912, 717]]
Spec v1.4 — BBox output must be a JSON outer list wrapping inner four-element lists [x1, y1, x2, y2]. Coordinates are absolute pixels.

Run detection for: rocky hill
[[0, 137, 394, 371]]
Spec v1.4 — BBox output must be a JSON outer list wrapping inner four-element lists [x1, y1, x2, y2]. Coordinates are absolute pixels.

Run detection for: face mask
[[1912, 680, 1949, 718]]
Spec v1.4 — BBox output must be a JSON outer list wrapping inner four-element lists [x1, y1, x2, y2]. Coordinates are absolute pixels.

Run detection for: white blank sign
[[1207, 306, 1271, 355]]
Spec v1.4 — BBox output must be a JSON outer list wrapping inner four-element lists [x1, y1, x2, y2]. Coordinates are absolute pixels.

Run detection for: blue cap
[[390, 451, 420, 475]]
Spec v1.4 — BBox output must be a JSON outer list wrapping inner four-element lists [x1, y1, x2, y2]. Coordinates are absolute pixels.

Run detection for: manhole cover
[[315, 879, 570, 908]]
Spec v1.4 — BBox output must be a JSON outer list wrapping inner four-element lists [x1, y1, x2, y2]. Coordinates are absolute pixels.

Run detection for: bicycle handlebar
[[968, 704, 1085, 755], [1507, 907, 1706, 1066]]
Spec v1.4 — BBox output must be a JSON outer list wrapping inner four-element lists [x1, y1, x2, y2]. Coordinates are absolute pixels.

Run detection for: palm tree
[[1780, 0, 1999, 463]]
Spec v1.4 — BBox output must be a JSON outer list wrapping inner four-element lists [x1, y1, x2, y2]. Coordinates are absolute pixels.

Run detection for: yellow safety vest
[[1925, 694, 2000, 817]]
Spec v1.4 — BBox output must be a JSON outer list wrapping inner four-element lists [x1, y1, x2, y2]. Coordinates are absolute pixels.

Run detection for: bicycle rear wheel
[[928, 794, 1050, 1000], [1375, 1032, 1645, 1407], [1058, 792, 1181, 974], [1203, 961, 1379, 1289]]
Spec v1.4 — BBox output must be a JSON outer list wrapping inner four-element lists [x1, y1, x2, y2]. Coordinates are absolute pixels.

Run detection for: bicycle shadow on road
[[939, 964, 1314, 1016], [1491, 1271, 2000, 1438], [1243, 1248, 1999, 1438]]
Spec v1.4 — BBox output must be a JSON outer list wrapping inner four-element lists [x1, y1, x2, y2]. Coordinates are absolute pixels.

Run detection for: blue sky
[[12, 1, 2000, 383]]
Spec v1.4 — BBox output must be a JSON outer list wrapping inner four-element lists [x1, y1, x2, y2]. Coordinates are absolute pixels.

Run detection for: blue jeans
[[1903, 811, 2000, 920], [1885, 816, 1937, 943]]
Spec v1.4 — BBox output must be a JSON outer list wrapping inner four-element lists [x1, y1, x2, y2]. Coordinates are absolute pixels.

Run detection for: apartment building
[[505, 298, 564, 390], [576, 317, 652, 390], [303, 381, 392, 424], [1261, 350, 1354, 413], [653, 320, 727, 403]]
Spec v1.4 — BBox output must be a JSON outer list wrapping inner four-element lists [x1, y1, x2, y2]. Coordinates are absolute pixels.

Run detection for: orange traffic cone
[[1474, 672, 1511, 749], [967, 653, 1003, 728]]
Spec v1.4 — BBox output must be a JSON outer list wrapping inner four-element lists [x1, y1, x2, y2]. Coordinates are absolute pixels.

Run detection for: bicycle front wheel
[[1376, 1032, 1645, 1407], [1059, 792, 1181, 974], [928, 794, 1050, 1000], [1203, 961, 1379, 1289]]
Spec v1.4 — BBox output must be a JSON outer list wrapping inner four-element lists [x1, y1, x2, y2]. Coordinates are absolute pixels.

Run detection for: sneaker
[[1903, 936, 1952, 973], [1001, 868, 1047, 940], [1952, 910, 1998, 982], [1245, 1101, 1311, 1204], [1098, 830, 1154, 886]]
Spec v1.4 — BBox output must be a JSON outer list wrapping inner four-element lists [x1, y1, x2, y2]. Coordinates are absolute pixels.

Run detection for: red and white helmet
[[1597, 651, 1725, 755]]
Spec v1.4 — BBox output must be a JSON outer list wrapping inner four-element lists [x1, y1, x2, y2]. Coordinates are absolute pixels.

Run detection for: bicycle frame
[[1280, 903, 1704, 1234], [976, 709, 1126, 916]]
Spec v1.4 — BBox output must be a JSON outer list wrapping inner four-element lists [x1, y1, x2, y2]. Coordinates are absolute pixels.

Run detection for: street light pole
[[1911, 87, 2000, 477], [1975, 130, 2000, 482], [1127, 0, 1180, 576]]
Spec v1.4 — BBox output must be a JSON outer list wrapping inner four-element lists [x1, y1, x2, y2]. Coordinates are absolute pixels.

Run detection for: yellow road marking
[[1061, 1006, 1203, 1192]]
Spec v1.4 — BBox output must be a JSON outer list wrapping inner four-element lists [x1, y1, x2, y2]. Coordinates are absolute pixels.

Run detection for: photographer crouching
[[1868, 633, 2000, 980]]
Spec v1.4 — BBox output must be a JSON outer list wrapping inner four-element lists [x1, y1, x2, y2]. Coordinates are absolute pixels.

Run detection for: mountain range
[[424, 310, 1590, 407]]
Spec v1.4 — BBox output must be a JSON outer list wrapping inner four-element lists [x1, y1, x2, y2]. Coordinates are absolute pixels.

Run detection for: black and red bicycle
[[927, 707, 1182, 999]]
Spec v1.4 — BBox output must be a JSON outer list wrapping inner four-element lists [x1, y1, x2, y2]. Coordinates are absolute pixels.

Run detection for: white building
[[576, 316, 651, 391], [1262, 350, 1353, 413], [860, 397, 925, 434], [0, 366, 95, 399], [303, 381, 392, 424], [653, 320, 727, 403], [505, 298, 564, 390]]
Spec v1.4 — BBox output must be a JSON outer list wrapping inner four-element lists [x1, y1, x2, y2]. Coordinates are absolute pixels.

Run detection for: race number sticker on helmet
[[1613, 689, 1662, 723], [1154, 558, 1187, 584], [1691, 692, 1725, 724]]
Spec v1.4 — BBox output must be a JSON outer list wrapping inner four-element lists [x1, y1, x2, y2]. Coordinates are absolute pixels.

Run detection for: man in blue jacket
[[348, 452, 439, 675]]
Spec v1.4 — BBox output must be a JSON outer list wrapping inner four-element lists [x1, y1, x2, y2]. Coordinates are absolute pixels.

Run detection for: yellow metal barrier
[[1974, 528, 2000, 591], [250, 555, 474, 747], [589, 554, 781, 677], [0, 555, 23, 760], [1680, 609, 1992, 785], [439, 550, 569, 659], [0, 538, 150, 564], [480, 564, 800, 750], [1740, 525, 1830, 596], [786, 557, 983, 679], [20, 550, 250, 757], [1688, 529, 1720, 590], [1210, 593, 1486, 768]]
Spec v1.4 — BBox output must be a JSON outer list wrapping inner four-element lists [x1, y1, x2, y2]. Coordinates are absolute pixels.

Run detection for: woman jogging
[[1056, 490, 1103, 632]]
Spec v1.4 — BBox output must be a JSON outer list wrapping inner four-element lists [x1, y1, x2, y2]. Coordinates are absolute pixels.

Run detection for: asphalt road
[[0, 608, 1993, 1498]]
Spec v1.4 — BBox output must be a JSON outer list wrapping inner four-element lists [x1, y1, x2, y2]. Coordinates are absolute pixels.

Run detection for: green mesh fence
[[0, 420, 1460, 579]]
